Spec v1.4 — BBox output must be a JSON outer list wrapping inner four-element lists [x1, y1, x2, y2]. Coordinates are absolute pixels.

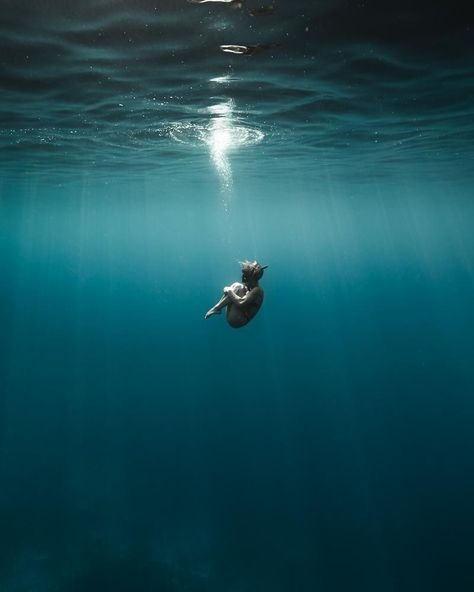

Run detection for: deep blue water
[[1, 1, 474, 591]]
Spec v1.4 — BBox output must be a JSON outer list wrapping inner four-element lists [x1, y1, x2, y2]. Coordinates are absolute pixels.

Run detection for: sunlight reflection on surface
[[168, 99, 264, 197], [206, 101, 234, 191]]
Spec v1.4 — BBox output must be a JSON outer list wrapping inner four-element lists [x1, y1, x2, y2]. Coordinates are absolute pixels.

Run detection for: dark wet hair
[[240, 260, 266, 281]]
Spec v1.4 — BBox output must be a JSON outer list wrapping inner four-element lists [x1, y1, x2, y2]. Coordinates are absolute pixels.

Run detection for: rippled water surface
[[1, 0, 473, 182]]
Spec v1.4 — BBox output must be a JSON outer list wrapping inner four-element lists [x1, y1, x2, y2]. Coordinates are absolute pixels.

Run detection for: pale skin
[[205, 278, 264, 328]]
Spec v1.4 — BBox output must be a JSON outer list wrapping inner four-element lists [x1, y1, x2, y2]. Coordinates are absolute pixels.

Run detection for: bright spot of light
[[207, 110, 233, 190], [168, 99, 264, 198], [207, 101, 233, 117], [210, 125, 232, 153], [202, 100, 235, 191], [209, 75, 231, 84]]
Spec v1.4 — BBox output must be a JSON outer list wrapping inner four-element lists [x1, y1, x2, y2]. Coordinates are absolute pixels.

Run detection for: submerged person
[[205, 260, 267, 328]]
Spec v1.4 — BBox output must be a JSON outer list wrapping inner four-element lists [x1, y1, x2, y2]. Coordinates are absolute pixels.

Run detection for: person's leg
[[229, 282, 247, 296], [205, 283, 248, 319], [205, 293, 230, 319], [226, 304, 249, 328]]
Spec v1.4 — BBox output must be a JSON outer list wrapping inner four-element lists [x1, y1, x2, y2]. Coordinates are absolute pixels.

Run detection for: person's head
[[240, 260, 268, 284]]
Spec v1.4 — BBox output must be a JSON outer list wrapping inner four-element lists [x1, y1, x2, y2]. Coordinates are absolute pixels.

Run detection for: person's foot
[[205, 310, 221, 319]]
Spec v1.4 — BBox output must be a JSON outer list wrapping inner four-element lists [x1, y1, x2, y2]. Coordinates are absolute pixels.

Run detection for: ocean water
[[1, 1, 474, 591]]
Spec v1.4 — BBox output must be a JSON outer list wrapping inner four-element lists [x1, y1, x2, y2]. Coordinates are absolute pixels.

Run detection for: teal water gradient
[[1, 174, 473, 591]]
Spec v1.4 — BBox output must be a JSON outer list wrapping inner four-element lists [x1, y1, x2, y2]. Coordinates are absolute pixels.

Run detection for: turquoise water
[[1, 1, 474, 591]]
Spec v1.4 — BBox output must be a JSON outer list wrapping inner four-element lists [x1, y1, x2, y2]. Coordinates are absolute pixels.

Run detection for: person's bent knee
[[224, 282, 242, 294]]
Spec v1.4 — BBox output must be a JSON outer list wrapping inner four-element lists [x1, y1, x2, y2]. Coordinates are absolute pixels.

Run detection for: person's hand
[[223, 286, 230, 294]]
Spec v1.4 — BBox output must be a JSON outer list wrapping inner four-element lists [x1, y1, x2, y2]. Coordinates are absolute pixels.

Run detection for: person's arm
[[224, 286, 261, 307]]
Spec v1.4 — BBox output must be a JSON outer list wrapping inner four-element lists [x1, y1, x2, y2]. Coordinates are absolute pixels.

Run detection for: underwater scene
[[1, 1, 474, 590]]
